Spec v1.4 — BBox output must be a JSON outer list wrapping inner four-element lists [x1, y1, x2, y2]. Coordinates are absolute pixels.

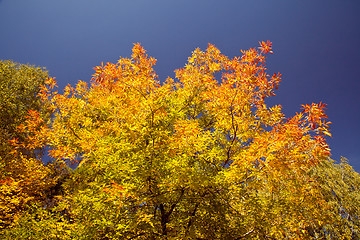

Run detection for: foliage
[[0, 60, 55, 228], [307, 157, 360, 238], [1, 43, 360, 239], [0, 60, 50, 153]]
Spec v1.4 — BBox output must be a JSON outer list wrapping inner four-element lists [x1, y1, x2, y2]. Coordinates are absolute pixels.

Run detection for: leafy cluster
[[1, 43, 359, 239], [0, 60, 55, 228]]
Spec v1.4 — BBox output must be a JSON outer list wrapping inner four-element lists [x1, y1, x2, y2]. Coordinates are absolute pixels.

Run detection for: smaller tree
[[0, 60, 55, 228], [307, 157, 360, 238]]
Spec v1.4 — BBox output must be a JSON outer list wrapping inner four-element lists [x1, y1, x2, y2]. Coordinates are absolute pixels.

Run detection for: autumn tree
[[0, 60, 55, 228], [306, 157, 360, 238], [3, 42, 359, 239]]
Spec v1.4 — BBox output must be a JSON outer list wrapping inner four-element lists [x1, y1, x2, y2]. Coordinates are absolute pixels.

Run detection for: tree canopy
[[1, 42, 359, 239], [0, 60, 55, 228]]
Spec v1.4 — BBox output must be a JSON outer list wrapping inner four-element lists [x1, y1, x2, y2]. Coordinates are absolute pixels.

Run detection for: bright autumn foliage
[[3, 42, 359, 239], [0, 61, 56, 229]]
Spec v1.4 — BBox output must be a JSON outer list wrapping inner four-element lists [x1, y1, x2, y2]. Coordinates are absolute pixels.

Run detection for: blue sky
[[1, 0, 359, 171]]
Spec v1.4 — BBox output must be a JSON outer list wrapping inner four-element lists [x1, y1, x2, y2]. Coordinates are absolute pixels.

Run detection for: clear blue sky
[[1, 0, 359, 171]]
